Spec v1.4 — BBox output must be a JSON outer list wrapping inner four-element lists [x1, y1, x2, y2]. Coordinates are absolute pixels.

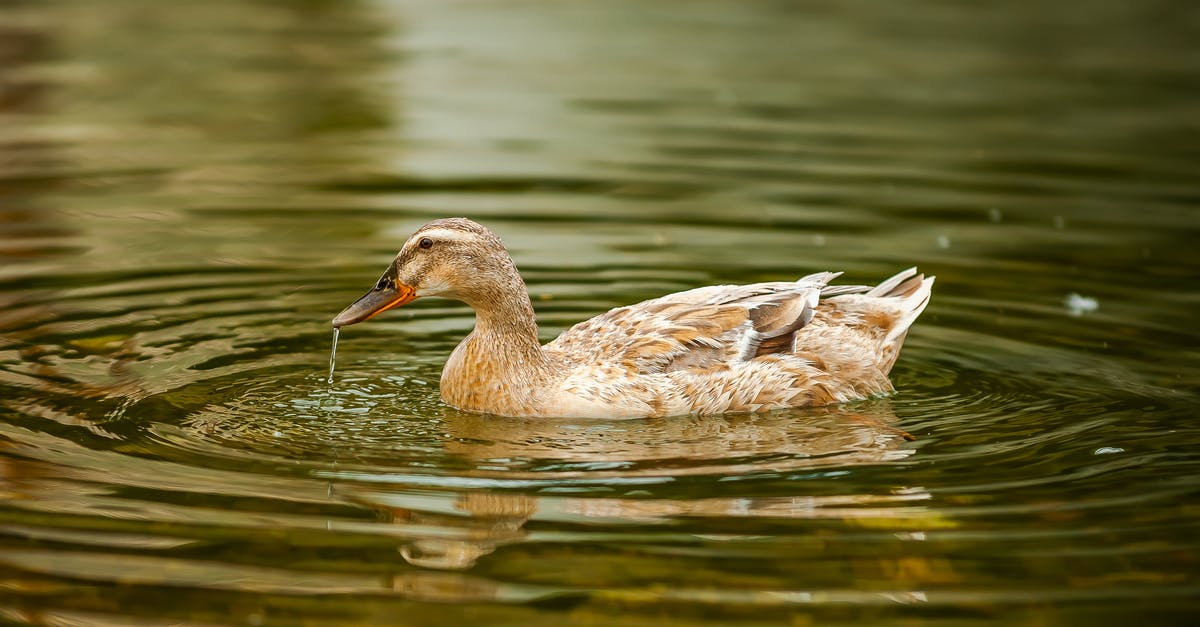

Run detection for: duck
[[332, 218, 934, 419]]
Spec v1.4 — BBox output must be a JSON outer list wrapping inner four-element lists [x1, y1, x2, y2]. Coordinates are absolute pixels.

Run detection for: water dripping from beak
[[327, 327, 340, 384]]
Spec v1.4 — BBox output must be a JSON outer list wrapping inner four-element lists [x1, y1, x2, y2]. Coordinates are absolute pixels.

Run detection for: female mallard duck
[[333, 218, 933, 419]]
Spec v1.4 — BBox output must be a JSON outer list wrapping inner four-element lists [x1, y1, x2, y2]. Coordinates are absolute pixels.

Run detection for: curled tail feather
[[871, 267, 935, 372]]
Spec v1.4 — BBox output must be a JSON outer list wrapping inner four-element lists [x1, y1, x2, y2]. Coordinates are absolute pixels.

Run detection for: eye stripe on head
[[413, 227, 478, 245]]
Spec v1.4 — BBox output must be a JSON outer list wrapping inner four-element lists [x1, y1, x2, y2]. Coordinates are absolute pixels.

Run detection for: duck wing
[[546, 272, 851, 374]]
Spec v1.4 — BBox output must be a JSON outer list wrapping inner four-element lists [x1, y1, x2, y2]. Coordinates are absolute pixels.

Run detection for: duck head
[[332, 218, 519, 328]]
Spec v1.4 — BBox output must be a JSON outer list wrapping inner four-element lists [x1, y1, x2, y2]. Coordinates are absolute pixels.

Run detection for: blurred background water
[[1, 0, 1198, 625]]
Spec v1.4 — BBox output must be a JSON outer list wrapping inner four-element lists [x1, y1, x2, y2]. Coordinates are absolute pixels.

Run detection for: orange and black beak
[[332, 271, 417, 328]]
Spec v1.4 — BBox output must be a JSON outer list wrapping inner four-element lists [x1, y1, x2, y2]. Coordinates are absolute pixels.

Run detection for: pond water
[[1, 0, 1198, 625]]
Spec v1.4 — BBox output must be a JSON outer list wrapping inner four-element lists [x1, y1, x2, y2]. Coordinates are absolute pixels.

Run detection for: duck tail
[[870, 267, 935, 373]]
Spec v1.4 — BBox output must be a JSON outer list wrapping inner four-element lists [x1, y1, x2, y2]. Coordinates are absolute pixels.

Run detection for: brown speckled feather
[[546, 273, 839, 375], [538, 269, 933, 418]]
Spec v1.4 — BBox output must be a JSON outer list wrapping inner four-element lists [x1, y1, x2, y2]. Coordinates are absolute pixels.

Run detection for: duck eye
[[419, 237, 433, 250]]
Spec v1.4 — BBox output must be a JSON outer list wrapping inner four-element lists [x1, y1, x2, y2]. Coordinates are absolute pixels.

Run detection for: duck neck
[[440, 278, 554, 415], [471, 288, 544, 359]]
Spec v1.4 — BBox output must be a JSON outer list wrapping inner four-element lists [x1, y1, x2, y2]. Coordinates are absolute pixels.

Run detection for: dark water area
[[1, 0, 1198, 625]]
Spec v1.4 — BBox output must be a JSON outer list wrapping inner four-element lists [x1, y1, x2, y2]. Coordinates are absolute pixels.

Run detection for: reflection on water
[[1, 0, 1198, 625], [341, 406, 921, 572]]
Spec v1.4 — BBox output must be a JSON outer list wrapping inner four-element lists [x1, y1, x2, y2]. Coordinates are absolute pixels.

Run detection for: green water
[[1, 0, 1198, 625]]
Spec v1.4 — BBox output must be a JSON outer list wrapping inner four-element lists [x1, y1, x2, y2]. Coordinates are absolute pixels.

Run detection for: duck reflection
[[339, 405, 925, 573], [444, 404, 914, 471]]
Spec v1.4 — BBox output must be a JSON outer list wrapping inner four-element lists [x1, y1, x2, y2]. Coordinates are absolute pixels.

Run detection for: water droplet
[[1064, 293, 1098, 316]]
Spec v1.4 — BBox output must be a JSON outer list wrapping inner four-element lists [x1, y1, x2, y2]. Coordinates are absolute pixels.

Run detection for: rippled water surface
[[2, 0, 1199, 625]]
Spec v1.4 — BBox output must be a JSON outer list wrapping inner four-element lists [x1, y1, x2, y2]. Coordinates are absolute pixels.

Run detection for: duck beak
[[332, 282, 417, 328]]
